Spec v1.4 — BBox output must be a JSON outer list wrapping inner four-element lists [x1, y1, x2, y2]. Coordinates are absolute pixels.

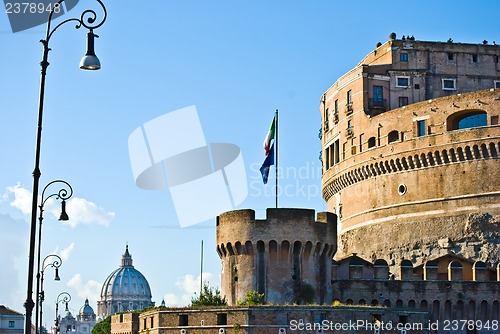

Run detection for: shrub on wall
[[238, 291, 265, 306]]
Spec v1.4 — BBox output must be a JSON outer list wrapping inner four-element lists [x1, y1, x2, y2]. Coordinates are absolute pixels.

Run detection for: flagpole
[[275, 109, 278, 209], [200, 240, 203, 295]]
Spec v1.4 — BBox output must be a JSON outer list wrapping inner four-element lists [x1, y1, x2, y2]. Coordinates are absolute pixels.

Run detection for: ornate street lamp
[[36, 255, 62, 334], [54, 292, 71, 334], [35, 180, 72, 334], [24, 2, 107, 334]]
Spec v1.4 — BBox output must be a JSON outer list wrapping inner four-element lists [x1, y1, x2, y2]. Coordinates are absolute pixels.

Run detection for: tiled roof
[[0, 305, 23, 316]]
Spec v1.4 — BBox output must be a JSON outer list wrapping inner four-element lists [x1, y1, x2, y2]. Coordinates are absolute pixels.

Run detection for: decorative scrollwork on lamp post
[[54, 292, 71, 334], [34, 180, 72, 334], [36, 254, 62, 334]]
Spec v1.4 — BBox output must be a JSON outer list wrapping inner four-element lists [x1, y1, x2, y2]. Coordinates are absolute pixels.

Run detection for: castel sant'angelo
[[112, 34, 499, 333]]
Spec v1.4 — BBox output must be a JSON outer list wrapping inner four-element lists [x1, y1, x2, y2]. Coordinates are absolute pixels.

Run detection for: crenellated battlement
[[216, 208, 337, 306], [217, 208, 336, 255]]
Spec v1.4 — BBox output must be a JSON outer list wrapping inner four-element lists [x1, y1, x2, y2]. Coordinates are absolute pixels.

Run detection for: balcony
[[346, 127, 354, 138], [369, 98, 387, 110], [333, 113, 339, 123], [346, 103, 353, 115]]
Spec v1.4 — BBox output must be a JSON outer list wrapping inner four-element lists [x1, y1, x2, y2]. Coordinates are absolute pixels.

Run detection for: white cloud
[[4, 184, 115, 228], [163, 272, 216, 307], [6, 183, 32, 214], [51, 243, 75, 262], [67, 273, 101, 302], [56, 197, 115, 228]]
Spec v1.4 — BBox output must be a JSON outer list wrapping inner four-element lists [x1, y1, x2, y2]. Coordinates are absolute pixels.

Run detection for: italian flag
[[263, 116, 276, 156]]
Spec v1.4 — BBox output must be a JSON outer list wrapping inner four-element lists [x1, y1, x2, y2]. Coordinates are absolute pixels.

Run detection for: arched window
[[368, 137, 376, 148], [388, 130, 399, 143], [447, 110, 487, 131]]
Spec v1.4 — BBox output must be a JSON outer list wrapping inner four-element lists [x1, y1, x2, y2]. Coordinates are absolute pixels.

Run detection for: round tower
[[319, 38, 500, 273], [216, 208, 336, 305]]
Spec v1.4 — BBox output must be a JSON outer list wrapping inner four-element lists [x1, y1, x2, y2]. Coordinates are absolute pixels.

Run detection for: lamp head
[[80, 31, 101, 70], [59, 200, 69, 221], [54, 268, 60, 281], [65, 302, 69, 312]]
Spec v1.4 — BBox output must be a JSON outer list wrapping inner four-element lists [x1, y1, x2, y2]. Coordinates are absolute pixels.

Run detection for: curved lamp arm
[[45, 0, 107, 43]]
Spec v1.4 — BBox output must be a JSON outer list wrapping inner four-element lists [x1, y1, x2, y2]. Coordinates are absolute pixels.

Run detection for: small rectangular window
[[9, 321, 15, 328], [217, 313, 227, 325], [396, 77, 409, 87], [414, 83, 420, 89], [334, 99, 338, 115], [400, 53, 408, 62], [179, 314, 188, 326], [417, 120, 426, 137], [347, 90, 352, 104], [399, 96, 409, 107], [325, 147, 330, 170], [334, 139, 340, 164], [448, 52, 454, 61], [442, 79, 456, 90], [494, 80, 500, 89], [472, 54, 478, 62]]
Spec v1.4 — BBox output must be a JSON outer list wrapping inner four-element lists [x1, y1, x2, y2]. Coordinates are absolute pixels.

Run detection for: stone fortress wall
[[320, 34, 500, 269], [215, 208, 500, 333], [322, 89, 500, 267], [216, 208, 336, 306]]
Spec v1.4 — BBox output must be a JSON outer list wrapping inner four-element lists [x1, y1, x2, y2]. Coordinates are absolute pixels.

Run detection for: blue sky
[[0, 0, 498, 326]]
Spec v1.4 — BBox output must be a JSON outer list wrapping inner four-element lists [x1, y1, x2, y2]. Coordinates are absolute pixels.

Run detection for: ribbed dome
[[100, 245, 152, 302], [79, 299, 95, 318]]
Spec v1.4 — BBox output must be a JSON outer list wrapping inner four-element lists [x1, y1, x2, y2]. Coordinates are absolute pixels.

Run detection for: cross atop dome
[[121, 244, 133, 267]]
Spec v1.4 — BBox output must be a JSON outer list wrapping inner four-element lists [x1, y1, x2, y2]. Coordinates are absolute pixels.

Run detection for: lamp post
[[54, 292, 71, 334], [24, 2, 107, 334], [34, 180, 73, 334], [36, 255, 62, 334]]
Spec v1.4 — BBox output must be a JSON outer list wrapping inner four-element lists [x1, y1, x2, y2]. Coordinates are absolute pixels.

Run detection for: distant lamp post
[[54, 292, 71, 333], [36, 255, 62, 334], [23, 2, 106, 334], [34, 180, 72, 334]]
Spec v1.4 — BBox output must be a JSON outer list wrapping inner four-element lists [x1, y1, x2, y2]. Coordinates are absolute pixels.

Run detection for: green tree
[[238, 291, 265, 306], [92, 315, 111, 334], [190, 282, 227, 306]]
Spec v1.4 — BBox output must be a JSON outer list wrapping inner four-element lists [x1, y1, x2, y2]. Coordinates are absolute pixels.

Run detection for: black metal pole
[[38, 270, 44, 334], [54, 292, 71, 334], [34, 199, 45, 334], [24, 36, 49, 334], [36, 254, 62, 334]]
